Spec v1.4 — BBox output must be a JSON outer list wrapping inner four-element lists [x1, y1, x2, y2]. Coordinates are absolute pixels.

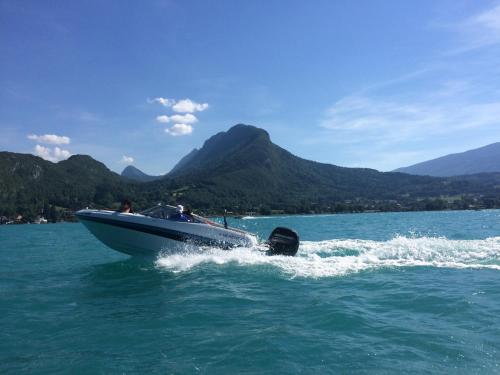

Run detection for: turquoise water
[[1, 210, 500, 374]]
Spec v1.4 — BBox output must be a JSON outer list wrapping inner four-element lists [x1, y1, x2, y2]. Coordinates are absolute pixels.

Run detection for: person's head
[[176, 205, 184, 214], [120, 199, 132, 212]]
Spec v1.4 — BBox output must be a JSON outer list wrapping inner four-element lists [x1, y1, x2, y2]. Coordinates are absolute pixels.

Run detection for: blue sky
[[1, 0, 500, 174]]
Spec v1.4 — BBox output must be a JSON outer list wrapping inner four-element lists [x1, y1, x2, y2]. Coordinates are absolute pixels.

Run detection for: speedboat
[[76, 204, 299, 257]]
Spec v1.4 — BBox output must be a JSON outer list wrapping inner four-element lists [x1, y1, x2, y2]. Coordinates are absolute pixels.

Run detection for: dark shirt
[[171, 213, 190, 222]]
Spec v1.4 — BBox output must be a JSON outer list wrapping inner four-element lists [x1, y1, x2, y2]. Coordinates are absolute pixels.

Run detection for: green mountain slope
[[169, 148, 199, 174], [151, 125, 500, 212], [2, 125, 500, 219], [0, 152, 135, 217]]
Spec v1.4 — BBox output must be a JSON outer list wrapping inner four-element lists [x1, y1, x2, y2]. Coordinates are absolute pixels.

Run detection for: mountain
[[121, 165, 162, 182], [2, 125, 500, 219], [395, 143, 500, 177], [154, 124, 500, 212], [0, 152, 135, 218], [168, 125, 275, 178], [169, 148, 199, 174]]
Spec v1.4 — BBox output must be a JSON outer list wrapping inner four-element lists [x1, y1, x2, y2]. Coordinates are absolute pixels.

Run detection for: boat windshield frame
[[139, 204, 249, 234], [140, 204, 204, 223]]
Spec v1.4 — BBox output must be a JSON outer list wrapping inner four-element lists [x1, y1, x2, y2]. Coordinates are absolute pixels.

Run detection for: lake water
[[1, 210, 500, 374]]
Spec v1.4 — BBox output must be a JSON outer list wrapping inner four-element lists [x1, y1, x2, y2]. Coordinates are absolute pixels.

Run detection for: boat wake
[[155, 236, 500, 278]]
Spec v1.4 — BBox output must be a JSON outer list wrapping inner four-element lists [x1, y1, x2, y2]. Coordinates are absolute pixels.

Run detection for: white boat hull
[[78, 218, 185, 255], [76, 209, 257, 256]]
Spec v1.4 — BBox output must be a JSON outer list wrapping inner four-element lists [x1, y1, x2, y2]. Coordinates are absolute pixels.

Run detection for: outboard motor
[[267, 227, 299, 256]]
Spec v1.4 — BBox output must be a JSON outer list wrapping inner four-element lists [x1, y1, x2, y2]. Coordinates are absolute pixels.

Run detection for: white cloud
[[448, 4, 500, 53], [149, 97, 175, 107], [172, 99, 209, 113], [473, 4, 500, 30], [320, 93, 500, 146], [120, 155, 134, 164], [312, 86, 500, 170], [27, 133, 70, 145], [307, 5, 500, 171], [149, 97, 208, 113], [33, 145, 71, 162], [165, 123, 193, 136], [156, 113, 198, 124], [34, 145, 51, 160], [169, 113, 198, 124], [466, 4, 500, 45], [156, 115, 170, 123], [150, 97, 206, 135], [53, 147, 71, 161]]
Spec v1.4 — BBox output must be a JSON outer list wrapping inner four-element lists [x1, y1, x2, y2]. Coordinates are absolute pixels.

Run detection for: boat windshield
[[140, 205, 176, 219], [140, 205, 204, 223]]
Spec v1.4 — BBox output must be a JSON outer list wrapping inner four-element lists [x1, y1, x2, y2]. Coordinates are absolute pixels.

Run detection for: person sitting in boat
[[183, 207, 194, 221], [119, 199, 133, 213], [170, 205, 190, 222]]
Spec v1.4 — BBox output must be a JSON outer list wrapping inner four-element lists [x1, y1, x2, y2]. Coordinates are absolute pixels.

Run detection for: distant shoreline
[[1, 207, 494, 226], [211, 207, 491, 219]]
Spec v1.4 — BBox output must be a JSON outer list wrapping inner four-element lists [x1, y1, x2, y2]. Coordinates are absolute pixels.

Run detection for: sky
[[1, 0, 500, 174]]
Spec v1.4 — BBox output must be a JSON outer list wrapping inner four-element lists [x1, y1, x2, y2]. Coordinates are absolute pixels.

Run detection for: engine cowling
[[267, 227, 299, 256]]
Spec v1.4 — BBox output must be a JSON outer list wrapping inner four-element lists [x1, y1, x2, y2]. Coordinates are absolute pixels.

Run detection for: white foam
[[241, 214, 334, 220], [155, 236, 500, 278]]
